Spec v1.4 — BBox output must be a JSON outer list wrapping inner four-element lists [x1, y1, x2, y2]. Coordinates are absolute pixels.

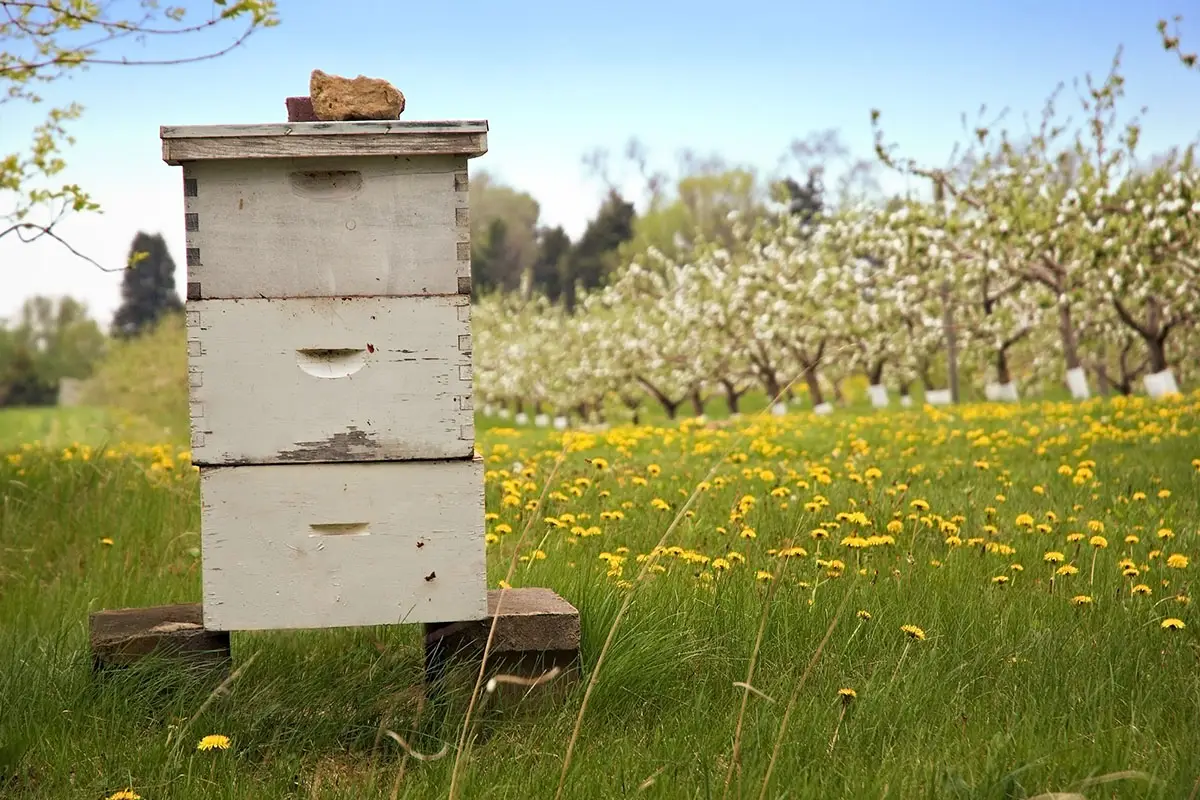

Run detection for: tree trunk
[[1058, 303, 1081, 370], [996, 347, 1012, 385], [1145, 335, 1169, 373], [761, 370, 782, 402], [690, 388, 705, 416], [721, 379, 742, 415], [832, 377, 846, 405], [803, 366, 825, 408], [867, 360, 885, 385]]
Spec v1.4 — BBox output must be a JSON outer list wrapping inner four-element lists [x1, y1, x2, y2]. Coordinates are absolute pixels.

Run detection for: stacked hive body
[[160, 121, 490, 632]]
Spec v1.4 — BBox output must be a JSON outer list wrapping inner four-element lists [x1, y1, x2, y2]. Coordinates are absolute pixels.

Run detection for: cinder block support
[[89, 603, 231, 674], [424, 588, 581, 699]]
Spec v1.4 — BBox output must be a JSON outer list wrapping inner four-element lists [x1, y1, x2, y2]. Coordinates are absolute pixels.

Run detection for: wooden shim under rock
[[89, 603, 231, 673], [424, 588, 582, 704]]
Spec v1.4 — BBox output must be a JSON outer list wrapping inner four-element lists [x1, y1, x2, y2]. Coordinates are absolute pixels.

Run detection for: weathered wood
[[424, 588, 582, 704], [200, 458, 487, 631], [181, 155, 470, 299], [185, 295, 474, 465], [89, 603, 230, 672], [160, 120, 488, 164]]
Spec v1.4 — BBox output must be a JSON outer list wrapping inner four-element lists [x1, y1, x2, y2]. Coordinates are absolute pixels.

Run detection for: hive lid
[[160, 120, 488, 164]]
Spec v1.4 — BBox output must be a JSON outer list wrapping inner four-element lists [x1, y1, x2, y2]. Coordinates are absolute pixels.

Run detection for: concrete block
[[89, 603, 231, 673]]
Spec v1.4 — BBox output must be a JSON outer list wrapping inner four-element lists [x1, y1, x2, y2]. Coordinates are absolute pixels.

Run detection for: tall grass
[[1, 391, 1198, 798], [78, 312, 189, 444]]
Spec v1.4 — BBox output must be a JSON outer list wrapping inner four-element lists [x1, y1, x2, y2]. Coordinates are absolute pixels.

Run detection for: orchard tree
[[2, 0, 279, 269]]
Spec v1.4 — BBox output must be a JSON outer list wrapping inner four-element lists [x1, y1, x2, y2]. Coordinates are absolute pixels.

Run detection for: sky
[[2, 0, 1197, 328]]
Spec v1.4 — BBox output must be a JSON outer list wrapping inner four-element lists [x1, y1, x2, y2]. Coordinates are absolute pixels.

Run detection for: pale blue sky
[[3, 0, 1197, 324]]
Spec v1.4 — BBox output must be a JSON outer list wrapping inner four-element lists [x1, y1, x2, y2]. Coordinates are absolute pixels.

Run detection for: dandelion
[[100, 537, 114, 546], [755, 570, 773, 582], [106, 791, 142, 800], [856, 610, 872, 621], [900, 625, 926, 641], [1166, 554, 1189, 569], [837, 687, 857, 701], [1161, 618, 1186, 631], [197, 734, 231, 751], [1132, 584, 1152, 596], [1070, 595, 1093, 606]]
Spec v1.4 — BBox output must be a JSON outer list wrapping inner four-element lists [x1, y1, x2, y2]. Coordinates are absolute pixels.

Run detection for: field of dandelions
[[1, 393, 1198, 800]]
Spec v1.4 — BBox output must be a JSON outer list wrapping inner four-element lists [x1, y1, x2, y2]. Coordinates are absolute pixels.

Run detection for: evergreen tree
[[531, 226, 572, 303], [111, 232, 183, 339], [563, 190, 636, 310]]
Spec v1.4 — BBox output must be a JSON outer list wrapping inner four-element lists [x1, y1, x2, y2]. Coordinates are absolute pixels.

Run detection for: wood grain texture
[[182, 156, 470, 298], [161, 121, 488, 164], [186, 295, 474, 466], [200, 458, 488, 631], [90, 603, 230, 671], [163, 120, 488, 138]]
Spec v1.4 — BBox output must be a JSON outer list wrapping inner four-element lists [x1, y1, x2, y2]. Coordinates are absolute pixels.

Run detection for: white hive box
[[161, 119, 489, 631]]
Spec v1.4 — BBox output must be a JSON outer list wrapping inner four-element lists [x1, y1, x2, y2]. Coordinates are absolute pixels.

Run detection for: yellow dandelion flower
[[106, 791, 142, 800], [1161, 618, 1186, 630], [992, 575, 1009, 585], [1043, 551, 1065, 564], [856, 610, 872, 620], [197, 734, 231, 751], [1132, 584, 1152, 596], [1056, 564, 1079, 576], [100, 538, 115, 546], [1167, 554, 1189, 569], [1089, 535, 1108, 549], [900, 624, 926, 641], [755, 570, 774, 582], [1070, 595, 1094, 606], [837, 687, 857, 701]]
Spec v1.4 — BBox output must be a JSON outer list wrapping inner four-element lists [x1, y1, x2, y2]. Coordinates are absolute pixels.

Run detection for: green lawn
[[1, 396, 1198, 799]]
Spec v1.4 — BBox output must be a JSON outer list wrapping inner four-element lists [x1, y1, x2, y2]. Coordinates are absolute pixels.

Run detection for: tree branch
[[1, 221, 126, 272]]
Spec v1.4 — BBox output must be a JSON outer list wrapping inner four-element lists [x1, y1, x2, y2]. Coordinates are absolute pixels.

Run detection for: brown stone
[[89, 603, 230, 673], [309, 69, 405, 121]]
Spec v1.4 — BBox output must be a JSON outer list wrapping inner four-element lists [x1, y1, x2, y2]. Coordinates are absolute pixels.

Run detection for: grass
[[1, 394, 1199, 799]]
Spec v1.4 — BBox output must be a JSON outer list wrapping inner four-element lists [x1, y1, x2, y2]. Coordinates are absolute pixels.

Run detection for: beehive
[[160, 120, 490, 632]]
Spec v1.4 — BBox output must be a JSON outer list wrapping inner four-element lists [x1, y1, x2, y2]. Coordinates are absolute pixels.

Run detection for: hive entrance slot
[[296, 348, 367, 379], [309, 522, 370, 537]]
